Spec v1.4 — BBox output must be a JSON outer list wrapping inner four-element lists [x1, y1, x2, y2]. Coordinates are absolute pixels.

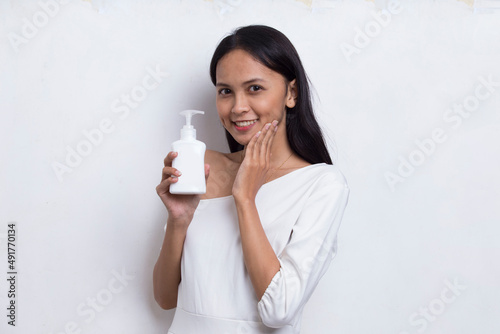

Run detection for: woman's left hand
[[232, 120, 279, 203]]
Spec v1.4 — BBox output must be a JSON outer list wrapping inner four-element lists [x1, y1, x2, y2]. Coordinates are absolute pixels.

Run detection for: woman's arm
[[257, 176, 349, 327], [234, 198, 281, 300], [153, 151, 210, 309], [153, 218, 188, 309], [232, 121, 281, 299]]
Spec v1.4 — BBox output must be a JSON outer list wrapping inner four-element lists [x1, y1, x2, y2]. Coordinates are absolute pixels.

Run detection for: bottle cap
[[180, 110, 204, 140]]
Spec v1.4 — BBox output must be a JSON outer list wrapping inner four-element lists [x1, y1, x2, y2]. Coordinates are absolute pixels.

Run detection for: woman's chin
[[234, 138, 250, 146], [231, 133, 254, 146]]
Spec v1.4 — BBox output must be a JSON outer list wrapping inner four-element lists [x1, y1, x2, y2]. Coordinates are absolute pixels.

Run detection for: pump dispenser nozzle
[[180, 110, 204, 140]]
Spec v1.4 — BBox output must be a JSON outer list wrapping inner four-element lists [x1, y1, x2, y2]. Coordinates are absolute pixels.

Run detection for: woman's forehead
[[216, 49, 283, 85]]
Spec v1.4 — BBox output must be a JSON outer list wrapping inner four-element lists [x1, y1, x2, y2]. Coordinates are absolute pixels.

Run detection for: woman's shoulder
[[205, 149, 240, 167], [205, 149, 221, 163], [306, 163, 349, 189], [202, 149, 240, 199], [205, 148, 242, 173]]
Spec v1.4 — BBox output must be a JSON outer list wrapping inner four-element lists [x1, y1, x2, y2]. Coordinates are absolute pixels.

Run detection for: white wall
[[1, 0, 499, 333]]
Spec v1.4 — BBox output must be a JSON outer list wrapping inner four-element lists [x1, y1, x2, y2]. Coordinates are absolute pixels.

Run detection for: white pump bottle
[[169, 110, 206, 195]]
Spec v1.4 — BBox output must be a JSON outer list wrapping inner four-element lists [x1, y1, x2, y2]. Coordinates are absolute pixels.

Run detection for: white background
[[1, 0, 499, 333]]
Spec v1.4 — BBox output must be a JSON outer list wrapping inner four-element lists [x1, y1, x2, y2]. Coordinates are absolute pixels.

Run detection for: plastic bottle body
[[169, 139, 206, 195]]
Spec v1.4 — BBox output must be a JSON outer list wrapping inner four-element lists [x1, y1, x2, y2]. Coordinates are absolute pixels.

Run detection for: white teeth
[[235, 120, 257, 127]]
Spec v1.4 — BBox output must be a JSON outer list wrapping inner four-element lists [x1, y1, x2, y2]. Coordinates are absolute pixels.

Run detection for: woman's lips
[[234, 119, 258, 131]]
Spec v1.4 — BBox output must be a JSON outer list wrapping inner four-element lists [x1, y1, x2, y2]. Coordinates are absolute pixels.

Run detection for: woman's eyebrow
[[216, 78, 266, 87], [242, 78, 265, 85]]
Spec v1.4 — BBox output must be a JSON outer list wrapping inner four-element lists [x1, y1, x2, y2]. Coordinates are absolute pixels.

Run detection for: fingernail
[[175, 170, 182, 176], [274, 125, 278, 132], [256, 131, 261, 137], [171, 176, 178, 181], [265, 123, 271, 130], [272, 120, 278, 126]]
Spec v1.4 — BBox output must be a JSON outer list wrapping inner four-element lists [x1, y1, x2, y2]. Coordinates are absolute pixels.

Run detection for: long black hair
[[209, 25, 333, 165]]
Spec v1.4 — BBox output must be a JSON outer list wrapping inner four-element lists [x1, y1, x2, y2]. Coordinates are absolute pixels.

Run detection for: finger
[[162, 152, 182, 181], [204, 163, 210, 182], [253, 123, 270, 160], [161, 165, 182, 182], [258, 123, 271, 145], [156, 175, 179, 194], [266, 120, 279, 158], [259, 122, 274, 162], [246, 129, 260, 161], [163, 151, 178, 167]]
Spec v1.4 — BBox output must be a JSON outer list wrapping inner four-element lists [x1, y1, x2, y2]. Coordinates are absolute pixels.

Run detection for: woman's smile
[[233, 119, 258, 131]]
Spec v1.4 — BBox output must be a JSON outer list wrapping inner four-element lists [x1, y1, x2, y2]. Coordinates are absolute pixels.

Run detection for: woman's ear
[[285, 79, 297, 109]]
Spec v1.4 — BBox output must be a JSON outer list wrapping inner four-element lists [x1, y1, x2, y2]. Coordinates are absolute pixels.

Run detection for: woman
[[154, 25, 349, 333]]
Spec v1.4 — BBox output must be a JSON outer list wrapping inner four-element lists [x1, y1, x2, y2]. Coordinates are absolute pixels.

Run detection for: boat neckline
[[199, 162, 328, 202]]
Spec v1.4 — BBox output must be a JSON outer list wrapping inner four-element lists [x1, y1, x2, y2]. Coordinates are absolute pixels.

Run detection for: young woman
[[154, 25, 349, 333]]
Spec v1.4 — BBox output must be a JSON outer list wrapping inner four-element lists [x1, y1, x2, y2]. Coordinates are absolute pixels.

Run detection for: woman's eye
[[249, 85, 262, 92], [219, 88, 231, 95]]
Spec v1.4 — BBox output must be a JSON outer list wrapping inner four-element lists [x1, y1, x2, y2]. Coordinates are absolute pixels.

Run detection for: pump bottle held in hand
[[169, 110, 206, 195]]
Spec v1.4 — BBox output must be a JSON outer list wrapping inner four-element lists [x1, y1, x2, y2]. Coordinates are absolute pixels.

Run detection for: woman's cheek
[[216, 103, 231, 126]]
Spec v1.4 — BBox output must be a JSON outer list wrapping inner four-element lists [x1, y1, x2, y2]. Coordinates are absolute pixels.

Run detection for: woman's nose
[[231, 93, 250, 114]]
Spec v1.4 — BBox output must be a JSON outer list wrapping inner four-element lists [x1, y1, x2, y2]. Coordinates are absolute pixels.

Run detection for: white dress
[[167, 163, 349, 334]]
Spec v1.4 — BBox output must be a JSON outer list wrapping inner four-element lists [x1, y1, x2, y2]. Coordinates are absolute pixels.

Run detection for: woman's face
[[215, 49, 296, 146]]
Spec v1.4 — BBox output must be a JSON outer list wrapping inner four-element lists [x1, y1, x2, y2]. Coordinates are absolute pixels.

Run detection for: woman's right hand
[[156, 151, 210, 227]]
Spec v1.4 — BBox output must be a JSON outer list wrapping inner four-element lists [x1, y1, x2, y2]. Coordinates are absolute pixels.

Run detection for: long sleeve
[[257, 171, 350, 328]]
